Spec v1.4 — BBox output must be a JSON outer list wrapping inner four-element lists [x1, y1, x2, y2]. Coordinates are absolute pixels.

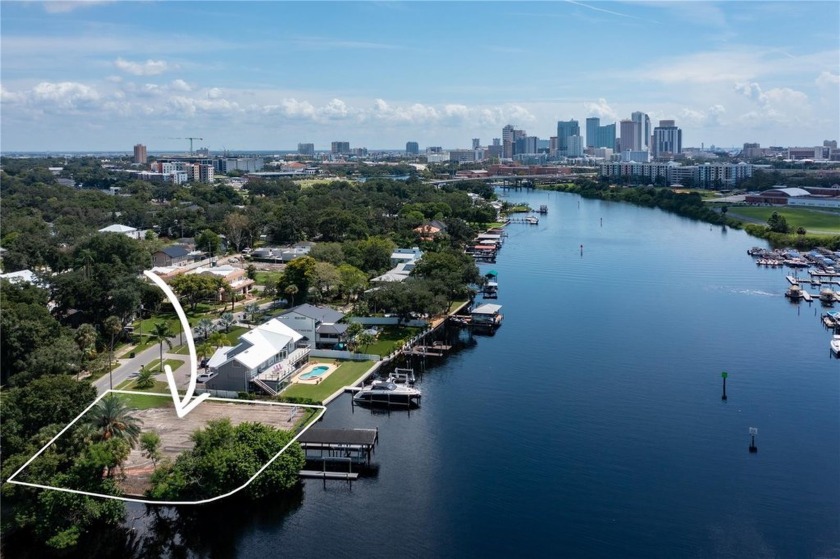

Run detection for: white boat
[[830, 335, 840, 357], [353, 380, 421, 406], [820, 288, 836, 304]]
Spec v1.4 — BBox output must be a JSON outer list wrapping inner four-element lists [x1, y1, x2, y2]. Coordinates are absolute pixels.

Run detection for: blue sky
[[1, 1, 838, 152]]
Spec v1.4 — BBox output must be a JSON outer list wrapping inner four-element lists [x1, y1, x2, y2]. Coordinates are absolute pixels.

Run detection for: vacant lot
[[727, 206, 840, 235], [118, 395, 316, 497]]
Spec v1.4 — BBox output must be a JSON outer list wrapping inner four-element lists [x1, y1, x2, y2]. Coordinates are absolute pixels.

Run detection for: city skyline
[[1, 1, 838, 152]]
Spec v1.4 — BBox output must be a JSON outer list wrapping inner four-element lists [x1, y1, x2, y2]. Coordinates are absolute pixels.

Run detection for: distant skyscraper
[[556, 119, 580, 155], [297, 143, 315, 156], [631, 111, 651, 151], [586, 117, 600, 148], [567, 135, 584, 157], [133, 143, 147, 164], [331, 141, 350, 155], [406, 141, 419, 155], [619, 119, 639, 152], [596, 123, 616, 150], [651, 120, 682, 158], [502, 124, 515, 158], [472, 138, 480, 149]]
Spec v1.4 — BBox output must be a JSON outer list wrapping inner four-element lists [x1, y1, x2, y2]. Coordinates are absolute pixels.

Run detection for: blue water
[[299, 365, 330, 380], [141, 190, 840, 557]]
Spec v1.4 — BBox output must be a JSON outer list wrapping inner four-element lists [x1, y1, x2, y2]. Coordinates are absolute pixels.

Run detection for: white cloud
[[114, 58, 170, 76], [30, 81, 102, 112], [734, 82, 811, 126], [679, 104, 726, 127], [583, 98, 617, 120], [171, 79, 192, 92], [816, 71, 840, 87], [42, 1, 113, 14]]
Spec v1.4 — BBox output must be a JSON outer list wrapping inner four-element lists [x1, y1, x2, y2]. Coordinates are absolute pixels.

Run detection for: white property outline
[[5, 389, 326, 505]]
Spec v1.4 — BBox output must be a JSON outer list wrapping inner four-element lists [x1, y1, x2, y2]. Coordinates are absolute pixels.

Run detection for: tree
[[208, 331, 228, 349], [74, 323, 98, 379], [337, 264, 368, 304], [170, 274, 224, 311], [196, 318, 214, 340], [135, 366, 155, 389], [313, 261, 340, 301], [284, 284, 299, 307], [356, 331, 376, 354], [244, 302, 260, 324], [149, 322, 173, 372], [148, 419, 304, 501], [767, 211, 790, 233], [224, 213, 249, 252], [219, 312, 235, 332], [796, 226, 807, 235], [140, 431, 163, 468], [196, 229, 221, 257], [86, 394, 143, 447], [280, 256, 316, 303], [103, 315, 123, 390]]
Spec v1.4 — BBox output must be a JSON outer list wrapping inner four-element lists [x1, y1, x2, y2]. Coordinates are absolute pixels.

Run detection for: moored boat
[[830, 335, 840, 358], [353, 380, 421, 406], [785, 284, 803, 300]]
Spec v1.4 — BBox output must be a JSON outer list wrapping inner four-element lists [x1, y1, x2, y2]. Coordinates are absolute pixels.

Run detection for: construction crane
[[168, 137, 204, 154]]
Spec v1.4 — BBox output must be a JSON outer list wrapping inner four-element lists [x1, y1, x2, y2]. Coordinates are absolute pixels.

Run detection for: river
[[135, 190, 839, 558]]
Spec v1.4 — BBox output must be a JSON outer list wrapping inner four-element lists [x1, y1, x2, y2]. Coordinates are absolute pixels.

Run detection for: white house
[[205, 318, 309, 393]]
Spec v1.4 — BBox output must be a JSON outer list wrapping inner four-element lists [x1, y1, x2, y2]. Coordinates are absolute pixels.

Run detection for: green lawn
[[726, 206, 840, 235], [364, 325, 422, 356], [145, 358, 185, 373], [115, 378, 170, 392], [254, 271, 282, 286], [115, 392, 173, 410], [280, 360, 375, 403]]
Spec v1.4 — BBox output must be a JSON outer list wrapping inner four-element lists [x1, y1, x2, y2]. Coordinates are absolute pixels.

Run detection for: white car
[[197, 372, 216, 383]]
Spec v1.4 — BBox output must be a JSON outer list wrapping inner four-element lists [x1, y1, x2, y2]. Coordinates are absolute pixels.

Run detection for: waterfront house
[[205, 318, 309, 393], [275, 303, 348, 349]]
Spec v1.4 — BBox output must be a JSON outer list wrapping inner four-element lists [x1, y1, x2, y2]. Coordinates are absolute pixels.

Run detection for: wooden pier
[[404, 343, 452, 358], [298, 428, 379, 465]]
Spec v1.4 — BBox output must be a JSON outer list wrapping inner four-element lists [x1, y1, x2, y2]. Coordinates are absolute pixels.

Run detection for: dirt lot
[[121, 399, 308, 497]]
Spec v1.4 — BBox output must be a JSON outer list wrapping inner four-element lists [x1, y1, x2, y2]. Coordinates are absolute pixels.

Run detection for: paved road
[[93, 335, 182, 395]]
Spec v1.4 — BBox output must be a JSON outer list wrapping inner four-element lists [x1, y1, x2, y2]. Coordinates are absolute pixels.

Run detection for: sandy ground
[[120, 399, 306, 497]]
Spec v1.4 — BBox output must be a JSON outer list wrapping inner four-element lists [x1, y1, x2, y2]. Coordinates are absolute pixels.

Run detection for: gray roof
[[316, 323, 349, 335], [472, 303, 502, 315], [284, 303, 344, 324], [159, 245, 190, 258]]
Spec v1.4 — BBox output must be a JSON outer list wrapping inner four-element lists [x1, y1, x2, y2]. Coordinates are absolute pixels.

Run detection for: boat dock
[[403, 343, 452, 357], [298, 428, 379, 465]]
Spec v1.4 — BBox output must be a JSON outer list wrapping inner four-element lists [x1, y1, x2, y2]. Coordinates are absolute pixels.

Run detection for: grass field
[[364, 325, 422, 356], [116, 379, 170, 392], [254, 271, 282, 286], [726, 206, 840, 235], [145, 358, 185, 373], [280, 360, 375, 403], [116, 392, 173, 410]]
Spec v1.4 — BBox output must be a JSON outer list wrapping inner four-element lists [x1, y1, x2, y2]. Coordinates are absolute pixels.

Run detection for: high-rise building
[[502, 125, 526, 158], [515, 136, 539, 155], [651, 120, 682, 158], [596, 123, 616, 150], [298, 143, 315, 156], [556, 119, 580, 155], [406, 141, 419, 155], [331, 141, 350, 155], [133, 143, 147, 164], [619, 119, 639, 152], [472, 138, 480, 149], [567, 135, 584, 158], [631, 111, 651, 152], [586, 117, 600, 148]]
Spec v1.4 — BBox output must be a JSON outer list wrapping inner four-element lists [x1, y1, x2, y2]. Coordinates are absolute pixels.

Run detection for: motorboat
[[353, 380, 421, 406], [831, 335, 840, 358], [819, 288, 836, 304]]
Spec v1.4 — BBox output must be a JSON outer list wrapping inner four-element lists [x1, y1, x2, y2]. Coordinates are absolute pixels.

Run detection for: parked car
[[197, 372, 216, 383]]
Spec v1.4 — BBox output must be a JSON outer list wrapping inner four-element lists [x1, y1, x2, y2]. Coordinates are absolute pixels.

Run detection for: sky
[[1, 1, 838, 152]]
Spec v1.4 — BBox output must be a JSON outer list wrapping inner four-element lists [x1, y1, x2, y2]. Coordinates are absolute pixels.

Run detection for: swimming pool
[[299, 365, 330, 380]]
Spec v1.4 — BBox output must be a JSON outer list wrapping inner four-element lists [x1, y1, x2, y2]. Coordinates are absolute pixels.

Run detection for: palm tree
[[149, 322, 173, 372], [244, 302, 259, 324], [284, 284, 299, 307], [86, 394, 143, 447], [74, 323, 98, 380], [196, 318, 214, 340], [208, 331, 228, 349], [219, 312, 234, 333], [103, 315, 123, 390]]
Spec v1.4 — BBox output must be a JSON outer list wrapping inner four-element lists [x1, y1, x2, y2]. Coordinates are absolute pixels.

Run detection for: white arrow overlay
[[143, 270, 210, 418]]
